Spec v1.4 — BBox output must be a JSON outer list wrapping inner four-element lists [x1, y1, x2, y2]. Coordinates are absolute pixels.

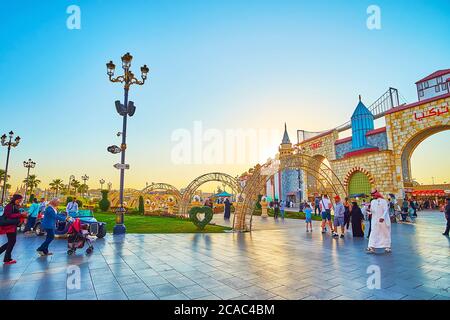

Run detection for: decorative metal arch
[[141, 183, 182, 203], [233, 153, 347, 232], [179, 172, 242, 217]]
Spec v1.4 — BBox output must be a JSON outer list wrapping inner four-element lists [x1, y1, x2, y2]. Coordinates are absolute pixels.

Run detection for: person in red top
[[0, 194, 25, 265]]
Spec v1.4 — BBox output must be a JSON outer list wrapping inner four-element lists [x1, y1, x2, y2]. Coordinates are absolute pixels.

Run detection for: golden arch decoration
[[179, 172, 242, 217], [343, 166, 375, 187], [233, 154, 347, 232], [141, 183, 182, 202]]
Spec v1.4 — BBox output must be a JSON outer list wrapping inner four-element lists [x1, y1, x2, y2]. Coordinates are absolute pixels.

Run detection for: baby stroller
[[67, 218, 94, 255]]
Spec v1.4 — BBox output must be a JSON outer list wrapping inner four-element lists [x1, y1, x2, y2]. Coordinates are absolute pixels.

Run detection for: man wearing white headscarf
[[366, 189, 391, 254]]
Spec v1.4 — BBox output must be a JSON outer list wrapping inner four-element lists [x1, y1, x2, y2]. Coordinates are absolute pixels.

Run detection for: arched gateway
[[179, 172, 242, 217], [232, 154, 347, 232]]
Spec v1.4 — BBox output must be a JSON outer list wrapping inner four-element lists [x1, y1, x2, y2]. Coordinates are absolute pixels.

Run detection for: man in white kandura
[[366, 189, 392, 254]]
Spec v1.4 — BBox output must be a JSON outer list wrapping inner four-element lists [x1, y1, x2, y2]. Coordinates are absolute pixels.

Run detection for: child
[[408, 204, 416, 223], [304, 204, 313, 232]]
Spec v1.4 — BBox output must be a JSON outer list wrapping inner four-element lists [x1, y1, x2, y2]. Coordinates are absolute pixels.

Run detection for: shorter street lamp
[[1, 131, 21, 204], [81, 174, 89, 197], [23, 159, 36, 204], [68, 175, 75, 195], [99, 179, 105, 190], [107, 182, 112, 191]]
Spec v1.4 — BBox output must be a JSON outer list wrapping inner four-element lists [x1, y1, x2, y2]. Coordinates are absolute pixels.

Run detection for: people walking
[[332, 196, 345, 238], [37, 198, 67, 256], [443, 198, 450, 236], [343, 197, 351, 230], [314, 197, 320, 216], [304, 203, 313, 232], [320, 194, 333, 234], [351, 201, 365, 237], [24, 197, 40, 234], [366, 189, 392, 254], [401, 200, 409, 222], [224, 198, 231, 220], [280, 200, 285, 219], [273, 199, 280, 219], [0, 194, 25, 265]]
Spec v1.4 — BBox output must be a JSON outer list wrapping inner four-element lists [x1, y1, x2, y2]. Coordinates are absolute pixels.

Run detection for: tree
[[98, 190, 110, 212], [78, 184, 89, 196], [71, 180, 81, 195], [23, 174, 41, 196], [138, 195, 145, 214], [49, 179, 64, 198], [0, 169, 9, 184]]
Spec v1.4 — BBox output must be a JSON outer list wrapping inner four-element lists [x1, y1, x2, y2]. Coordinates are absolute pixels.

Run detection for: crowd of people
[[0, 195, 77, 265]]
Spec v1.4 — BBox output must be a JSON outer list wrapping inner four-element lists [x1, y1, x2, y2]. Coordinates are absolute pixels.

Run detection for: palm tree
[[49, 179, 64, 198], [23, 174, 41, 196], [0, 169, 9, 184], [71, 180, 81, 196]]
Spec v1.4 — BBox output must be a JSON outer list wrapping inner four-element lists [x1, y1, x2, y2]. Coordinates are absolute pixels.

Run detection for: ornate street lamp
[[99, 179, 105, 190], [68, 175, 75, 195], [23, 158, 36, 204], [107, 182, 112, 191], [81, 174, 89, 197], [1, 131, 21, 204], [106, 52, 149, 235]]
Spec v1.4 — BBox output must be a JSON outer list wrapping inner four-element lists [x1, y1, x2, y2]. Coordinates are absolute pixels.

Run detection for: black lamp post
[[1, 131, 20, 204], [106, 52, 149, 235], [99, 179, 105, 190], [81, 174, 89, 197], [23, 158, 36, 204]]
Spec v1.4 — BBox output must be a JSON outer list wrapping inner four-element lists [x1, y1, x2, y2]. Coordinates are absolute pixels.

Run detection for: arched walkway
[[179, 173, 242, 216], [400, 125, 450, 186], [233, 154, 347, 231]]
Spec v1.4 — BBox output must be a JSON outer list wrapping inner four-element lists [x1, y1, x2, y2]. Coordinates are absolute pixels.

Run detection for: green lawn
[[93, 212, 232, 234], [253, 208, 329, 221]]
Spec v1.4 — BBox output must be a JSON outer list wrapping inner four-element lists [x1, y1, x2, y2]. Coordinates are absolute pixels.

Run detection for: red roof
[[366, 127, 386, 136], [415, 69, 450, 84], [385, 92, 450, 115], [344, 147, 379, 158], [334, 136, 352, 145]]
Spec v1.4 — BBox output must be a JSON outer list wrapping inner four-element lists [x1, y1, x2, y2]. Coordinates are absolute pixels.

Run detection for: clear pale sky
[[1, 0, 449, 192]]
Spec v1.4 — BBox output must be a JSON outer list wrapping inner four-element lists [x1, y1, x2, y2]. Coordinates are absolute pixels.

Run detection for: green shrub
[[98, 190, 110, 212], [138, 196, 145, 215], [189, 206, 214, 230], [29, 194, 35, 204]]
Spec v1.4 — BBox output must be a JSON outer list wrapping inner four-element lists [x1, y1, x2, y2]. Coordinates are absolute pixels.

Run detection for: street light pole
[[81, 174, 89, 198], [68, 175, 75, 195], [23, 158, 36, 204], [107, 182, 112, 191], [1, 131, 21, 204], [99, 179, 105, 190], [106, 53, 149, 235]]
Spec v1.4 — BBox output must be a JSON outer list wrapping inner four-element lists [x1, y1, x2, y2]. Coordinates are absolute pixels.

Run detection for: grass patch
[[253, 208, 330, 221], [93, 212, 232, 234]]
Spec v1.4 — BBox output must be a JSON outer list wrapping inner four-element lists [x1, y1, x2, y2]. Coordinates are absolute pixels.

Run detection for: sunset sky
[[1, 0, 449, 192]]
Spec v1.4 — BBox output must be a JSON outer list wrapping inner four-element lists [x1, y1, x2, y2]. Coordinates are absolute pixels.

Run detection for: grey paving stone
[[150, 283, 182, 298]]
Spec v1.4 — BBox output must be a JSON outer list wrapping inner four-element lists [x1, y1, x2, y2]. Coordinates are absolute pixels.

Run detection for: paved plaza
[[0, 211, 449, 300]]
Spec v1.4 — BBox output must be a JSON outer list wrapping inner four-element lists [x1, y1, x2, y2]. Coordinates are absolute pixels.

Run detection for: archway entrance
[[180, 173, 242, 217], [401, 125, 450, 187], [233, 154, 347, 231]]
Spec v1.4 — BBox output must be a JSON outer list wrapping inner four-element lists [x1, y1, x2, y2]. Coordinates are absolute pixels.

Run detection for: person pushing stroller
[[66, 216, 94, 255]]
